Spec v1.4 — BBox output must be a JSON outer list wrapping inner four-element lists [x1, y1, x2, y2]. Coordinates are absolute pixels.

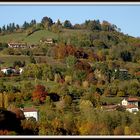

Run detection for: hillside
[[1, 17, 140, 135], [0, 30, 58, 44]]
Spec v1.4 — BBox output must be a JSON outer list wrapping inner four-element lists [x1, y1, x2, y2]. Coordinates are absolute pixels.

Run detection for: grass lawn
[[0, 29, 58, 44], [0, 28, 91, 45], [23, 30, 58, 44], [0, 55, 30, 67], [0, 32, 26, 43]]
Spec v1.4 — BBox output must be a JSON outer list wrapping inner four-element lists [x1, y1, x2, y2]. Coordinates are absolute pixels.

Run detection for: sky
[[0, 3, 140, 37]]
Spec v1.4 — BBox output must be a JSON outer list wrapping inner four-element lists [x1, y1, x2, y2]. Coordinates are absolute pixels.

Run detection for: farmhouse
[[115, 68, 128, 76], [122, 97, 139, 106], [1, 67, 16, 75], [122, 97, 139, 113], [40, 38, 54, 44], [126, 104, 139, 114], [8, 43, 38, 49], [21, 107, 39, 121], [8, 43, 27, 48]]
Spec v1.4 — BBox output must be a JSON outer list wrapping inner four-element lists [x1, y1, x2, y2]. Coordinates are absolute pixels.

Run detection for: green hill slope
[[0, 32, 26, 43], [0, 30, 58, 44], [23, 30, 58, 44]]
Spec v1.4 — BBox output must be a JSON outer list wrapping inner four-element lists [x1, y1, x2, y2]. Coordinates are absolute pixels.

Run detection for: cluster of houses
[[20, 97, 140, 122], [8, 38, 54, 49], [8, 43, 38, 49], [121, 97, 139, 113], [102, 97, 139, 114], [0, 67, 23, 75]]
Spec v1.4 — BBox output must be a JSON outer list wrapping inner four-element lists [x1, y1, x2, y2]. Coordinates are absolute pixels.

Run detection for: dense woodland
[[0, 16, 140, 135]]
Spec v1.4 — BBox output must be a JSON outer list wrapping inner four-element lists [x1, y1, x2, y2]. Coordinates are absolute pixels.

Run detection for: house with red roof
[[126, 104, 139, 114], [121, 97, 139, 113], [21, 107, 39, 121]]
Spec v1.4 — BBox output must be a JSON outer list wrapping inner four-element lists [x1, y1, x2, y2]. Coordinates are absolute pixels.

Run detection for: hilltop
[[0, 16, 136, 45]]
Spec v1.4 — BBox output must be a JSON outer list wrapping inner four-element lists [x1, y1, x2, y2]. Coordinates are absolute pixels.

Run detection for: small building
[[8, 43, 27, 48], [8, 43, 38, 49], [122, 97, 139, 113], [115, 68, 128, 73], [40, 38, 54, 44], [122, 97, 139, 107], [119, 68, 128, 73], [1, 67, 16, 75], [21, 107, 38, 121], [126, 104, 139, 114], [114, 68, 128, 80]]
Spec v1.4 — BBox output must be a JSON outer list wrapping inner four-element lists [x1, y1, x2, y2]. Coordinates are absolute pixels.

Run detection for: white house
[[40, 38, 53, 44], [122, 97, 139, 107], [122, 97, 139, 113], [8, 43, 27, 48], [21, 107, 39, 121], [1, 67, 16, 75], [126, 104, 139, 114]]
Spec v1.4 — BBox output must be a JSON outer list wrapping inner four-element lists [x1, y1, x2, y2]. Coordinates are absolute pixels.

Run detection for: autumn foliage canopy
[[32, 85, 48, 103]]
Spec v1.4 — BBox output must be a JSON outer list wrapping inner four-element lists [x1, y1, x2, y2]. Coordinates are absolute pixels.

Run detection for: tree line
[[0, 16, 121, 34]]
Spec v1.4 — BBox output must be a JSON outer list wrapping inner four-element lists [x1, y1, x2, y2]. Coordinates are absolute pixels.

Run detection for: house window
[[132, 109, 137, 112]]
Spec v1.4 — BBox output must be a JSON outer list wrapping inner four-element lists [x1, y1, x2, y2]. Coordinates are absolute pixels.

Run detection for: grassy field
[[23, 30, 58, 44], [0, 32, 26, 43], [0, 55, 30, 67], [0, 28, 91, 45], [0, 30, 58, 44], [0, 54, 66, 68]]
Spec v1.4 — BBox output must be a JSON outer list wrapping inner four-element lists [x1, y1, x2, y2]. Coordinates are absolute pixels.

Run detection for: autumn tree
[[32, 85, 48, 104]]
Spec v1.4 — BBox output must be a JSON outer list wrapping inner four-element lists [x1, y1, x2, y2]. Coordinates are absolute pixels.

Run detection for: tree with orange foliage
[[32, 85, 48, 104], [66, 45, 76, 56]]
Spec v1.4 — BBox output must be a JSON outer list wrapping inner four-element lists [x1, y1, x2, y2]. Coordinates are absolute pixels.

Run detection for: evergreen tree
[[2, 25, 6, 32], [16, 24, 20, 30], [63, 20, 72, 29], [22, 21, 30, 29], [30, 19, 36, 26]]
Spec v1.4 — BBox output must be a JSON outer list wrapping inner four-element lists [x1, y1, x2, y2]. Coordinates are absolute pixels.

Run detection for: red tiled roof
[[22, 107, 38, 112], [127, 97, 139, 102], [126, 104, 138, 109]]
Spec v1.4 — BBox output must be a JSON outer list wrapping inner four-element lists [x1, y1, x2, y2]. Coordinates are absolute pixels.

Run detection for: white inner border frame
[[0, 2, 140, 5]]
